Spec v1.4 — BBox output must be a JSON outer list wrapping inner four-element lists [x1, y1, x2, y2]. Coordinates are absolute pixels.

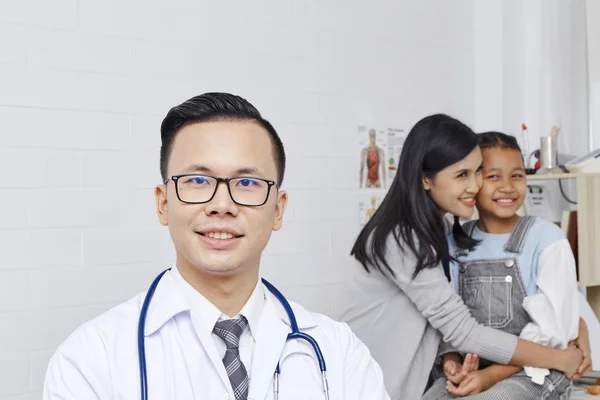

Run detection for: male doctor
[[43, 92, 389, 400]]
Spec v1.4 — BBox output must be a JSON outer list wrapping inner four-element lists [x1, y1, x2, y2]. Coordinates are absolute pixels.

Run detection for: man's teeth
[[462, 198, 473, 202], [207, 232, 234, 239], [496, 199, 514, 203]]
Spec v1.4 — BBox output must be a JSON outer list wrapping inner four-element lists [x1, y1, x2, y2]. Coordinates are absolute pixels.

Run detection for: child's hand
[[461, 353, 479, 372], [570, 318, 592, 380], [442, 352, 479, 385], [446, 370, 492, 397], [443, 358, 463, 384]]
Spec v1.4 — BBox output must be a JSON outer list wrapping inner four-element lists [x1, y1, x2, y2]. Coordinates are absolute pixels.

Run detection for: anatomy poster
[[386, 127, 405, 182], [358, 126, 387, 189], [357, 125, 405, 227], [358, 126, 406, 189], [358, 193, 385, 227]]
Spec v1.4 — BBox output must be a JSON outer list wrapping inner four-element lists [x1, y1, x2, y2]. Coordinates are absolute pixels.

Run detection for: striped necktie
[[213, 316, 249, 400]]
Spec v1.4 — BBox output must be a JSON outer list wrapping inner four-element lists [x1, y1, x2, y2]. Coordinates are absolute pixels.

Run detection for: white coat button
[[504, 259, 514, 268], [221, 394, 231, 400], [505, 275, 512, 283]]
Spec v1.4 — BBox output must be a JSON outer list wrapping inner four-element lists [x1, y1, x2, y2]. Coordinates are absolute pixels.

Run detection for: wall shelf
[[527, 172, 600, 180]]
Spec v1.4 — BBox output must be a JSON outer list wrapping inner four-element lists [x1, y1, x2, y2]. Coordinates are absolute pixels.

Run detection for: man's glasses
[[164, 174, 277, 206]]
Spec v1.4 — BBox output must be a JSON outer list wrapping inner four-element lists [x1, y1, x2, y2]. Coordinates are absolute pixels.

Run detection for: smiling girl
[[423, 131, 580, 399]]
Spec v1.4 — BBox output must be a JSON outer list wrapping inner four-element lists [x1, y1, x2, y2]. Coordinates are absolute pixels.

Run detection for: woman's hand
[[560, 344, 584, 379]]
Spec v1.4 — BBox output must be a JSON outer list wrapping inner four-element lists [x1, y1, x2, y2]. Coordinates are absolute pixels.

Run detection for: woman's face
[[422, 146, 483, 218]]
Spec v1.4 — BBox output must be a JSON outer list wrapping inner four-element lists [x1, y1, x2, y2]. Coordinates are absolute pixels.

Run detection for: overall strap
[[504, 215, 537, 253]]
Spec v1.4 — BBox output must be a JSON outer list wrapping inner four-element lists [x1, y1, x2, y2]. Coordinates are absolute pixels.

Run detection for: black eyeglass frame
[[164, 174, 277, 206]]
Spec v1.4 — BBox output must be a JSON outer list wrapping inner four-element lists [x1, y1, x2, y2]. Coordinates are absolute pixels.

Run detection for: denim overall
[[422, 216, 572, 400]]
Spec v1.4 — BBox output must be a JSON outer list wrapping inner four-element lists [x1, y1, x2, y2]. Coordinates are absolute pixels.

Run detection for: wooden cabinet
[[527, 172, 600, 320]]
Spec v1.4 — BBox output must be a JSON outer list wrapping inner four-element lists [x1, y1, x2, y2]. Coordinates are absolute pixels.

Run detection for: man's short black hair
[[160, 92, 286, 185]]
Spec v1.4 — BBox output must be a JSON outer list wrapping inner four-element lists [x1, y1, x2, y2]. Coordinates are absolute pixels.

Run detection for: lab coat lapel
[[145, 270, 232, 395], [189, 311, 233, 396], [248, 294, 289, 400]]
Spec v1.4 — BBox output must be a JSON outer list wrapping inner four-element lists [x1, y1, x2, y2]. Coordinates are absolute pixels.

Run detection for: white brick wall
[[589, 0, 600, 149], [0, 0, 476, 397]]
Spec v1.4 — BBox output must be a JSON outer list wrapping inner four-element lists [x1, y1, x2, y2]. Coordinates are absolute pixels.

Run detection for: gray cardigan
[[338, 232, 518, 400]]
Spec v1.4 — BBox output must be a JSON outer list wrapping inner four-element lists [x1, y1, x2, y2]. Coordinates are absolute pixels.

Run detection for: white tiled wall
[[0, 0, 476, 398], [588, 0, 600, 149]]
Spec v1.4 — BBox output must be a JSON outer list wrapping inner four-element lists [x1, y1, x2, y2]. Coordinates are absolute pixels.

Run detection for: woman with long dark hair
[[339, 114, 583, 400]]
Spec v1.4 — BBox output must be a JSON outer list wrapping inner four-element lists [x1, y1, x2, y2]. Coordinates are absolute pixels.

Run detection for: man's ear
[[155, 184, 169, 226], [272, 190, 288, 231]]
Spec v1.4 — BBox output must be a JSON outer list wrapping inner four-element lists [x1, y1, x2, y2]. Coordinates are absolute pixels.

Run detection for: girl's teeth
[[496, 199, 514, 203]]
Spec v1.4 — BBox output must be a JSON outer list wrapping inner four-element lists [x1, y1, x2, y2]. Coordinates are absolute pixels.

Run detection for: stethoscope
[[137, 268, 330, 400]]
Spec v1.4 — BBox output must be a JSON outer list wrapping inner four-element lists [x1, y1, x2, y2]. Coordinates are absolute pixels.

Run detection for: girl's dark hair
[[478, 131, 522, 152], [351, 114, 480, 278]]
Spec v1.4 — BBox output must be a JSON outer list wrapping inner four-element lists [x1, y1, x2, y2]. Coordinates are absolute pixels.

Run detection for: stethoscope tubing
[[138, 270, 328, 400]]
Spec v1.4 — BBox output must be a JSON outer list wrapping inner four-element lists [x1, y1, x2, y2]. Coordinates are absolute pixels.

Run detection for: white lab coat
[[43, 270, 389, 400]]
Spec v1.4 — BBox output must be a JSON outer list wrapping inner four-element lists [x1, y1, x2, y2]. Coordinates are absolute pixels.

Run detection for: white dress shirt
[[170, 265, 264, 375]]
